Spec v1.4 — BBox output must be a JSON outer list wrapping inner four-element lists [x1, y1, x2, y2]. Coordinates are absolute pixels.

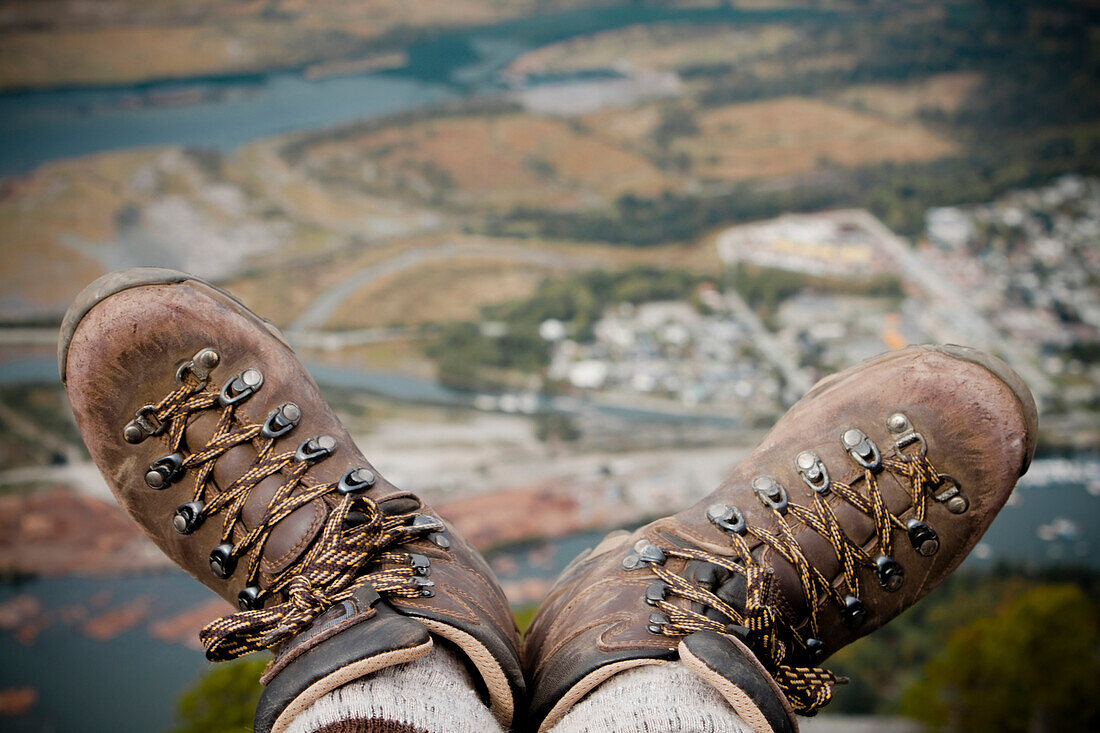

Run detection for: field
[[582, 96, 960, 182], [295, 112, 679, 212], [506, 22, 797, 75], [0, 81, 965, 329], [327, 255, 559, 329], [685, 97, 959, 180], [0, 120, 723, 341], [0, 146, 305, 319], [0, 0, 548, 89], [831, 72, 984, 121]]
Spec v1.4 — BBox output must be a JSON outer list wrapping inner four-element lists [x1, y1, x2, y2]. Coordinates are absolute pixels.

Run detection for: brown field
[[320, 233, 725, 327], [0, 26, 272, 89], [0, 0, 543, 90], [0, 145, 313, 319], [298, 113, 678, 211], [227, 142, 438, 242], [507, 22, 796, 75], [327, 256, 559, 329], [750, 51, 861, 81], [0, 134, 448, 323], [581, 95, 959, 181], [580, 104, 667, 148], [0, 114, 717, 331], [218, 239, 422, 328], [224, 231, 722, 344], [0, 149, 162, 316], [831, 72, 984, 121], [302, 338, 437, 377], [680, 97, 959, 181], [248, 231, 721, 333]]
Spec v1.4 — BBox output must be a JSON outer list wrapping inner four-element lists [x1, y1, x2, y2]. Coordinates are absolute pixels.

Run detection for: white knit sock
[[548, 663, 754, 733], [285, 644, 504, 733]]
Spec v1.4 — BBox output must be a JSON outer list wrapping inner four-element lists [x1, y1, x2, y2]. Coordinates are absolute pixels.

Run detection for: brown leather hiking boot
[[60, 268, 524, 733], [524, 345, 1037, 732]]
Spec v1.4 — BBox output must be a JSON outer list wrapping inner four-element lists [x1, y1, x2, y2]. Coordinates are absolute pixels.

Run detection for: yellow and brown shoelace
[[127, 350, 442, 661], [628, 423, 955, 714]]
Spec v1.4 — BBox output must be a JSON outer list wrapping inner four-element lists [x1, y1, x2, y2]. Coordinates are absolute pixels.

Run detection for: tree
[[902, 584, 1100, 732], [174, 656, 267, 733]]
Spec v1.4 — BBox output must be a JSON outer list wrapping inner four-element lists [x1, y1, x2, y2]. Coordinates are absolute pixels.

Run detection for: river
[[0, 356, 745, 428], [0, 5, 834, 176]]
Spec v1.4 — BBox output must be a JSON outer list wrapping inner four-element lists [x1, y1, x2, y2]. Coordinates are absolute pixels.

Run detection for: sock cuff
[[285, 645, 503, 733], [547, 662, 756, 733]]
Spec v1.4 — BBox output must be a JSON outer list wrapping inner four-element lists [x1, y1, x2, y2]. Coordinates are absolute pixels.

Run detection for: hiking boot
[[524, 345, 1037, 732], [60, 268, 524, 733]]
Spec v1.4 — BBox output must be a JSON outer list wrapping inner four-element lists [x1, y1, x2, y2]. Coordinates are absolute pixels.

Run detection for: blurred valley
[[0, 1, 1099, 730]]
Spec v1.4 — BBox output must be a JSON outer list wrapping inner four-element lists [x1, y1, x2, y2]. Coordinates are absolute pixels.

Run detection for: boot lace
[[125, 349, 443, 661], [629, 417, 961, 714]]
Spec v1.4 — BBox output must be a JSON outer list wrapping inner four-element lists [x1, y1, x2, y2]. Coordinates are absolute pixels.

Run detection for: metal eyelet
[[294, 435, 336, 464], [933, 474, 969, 514], [238, 586, 263, 611], [841, 594, 866, 628], [887, 413, 927, 462], [706, 503, 747, 535], [145, 452, 185, 489], [123, 405, 165, 444], [412, 514, 449, 548], [752, 475, 788, 514], [804, 637, 826, 663], [646, 612, 669, 634], [795, 451, 831, 494], [622, 539, 666, 570], [173, 501, 205, 534], [176, 348, 221, 384], [337, 468, 376, 494], [409, 553, 431, 576], [413, 514, 445, 532], [262, 403, 301, 438], [413, 576, 436, 597], [210, 543, 236, 578], [874, 554, 904, 591], [636, 540, 666, 565], [842, 428, 882, 471], [644, 581, 669, 606], [219, 368, 263, 406], [906, 518, 940, 556]]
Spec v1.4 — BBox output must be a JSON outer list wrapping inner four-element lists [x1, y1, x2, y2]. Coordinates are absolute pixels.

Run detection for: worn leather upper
[[524, 345, 1037, 731], [62, 271, 524, 730]]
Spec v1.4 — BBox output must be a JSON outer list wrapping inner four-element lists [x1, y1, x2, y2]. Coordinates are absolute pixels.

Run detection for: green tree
[[902, 584, 1100, 732], [173, 656, 267, 733]]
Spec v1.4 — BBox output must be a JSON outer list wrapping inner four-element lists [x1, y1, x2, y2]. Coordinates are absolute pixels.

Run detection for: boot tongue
[[254, 585, 432, 733], [679, 630, 799, 733]]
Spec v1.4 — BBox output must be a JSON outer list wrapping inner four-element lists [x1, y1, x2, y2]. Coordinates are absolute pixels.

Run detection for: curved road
[[287, 241, 600, 333]]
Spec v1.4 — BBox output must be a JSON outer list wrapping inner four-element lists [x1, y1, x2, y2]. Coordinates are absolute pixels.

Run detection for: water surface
[[0, 5, 833, 176]]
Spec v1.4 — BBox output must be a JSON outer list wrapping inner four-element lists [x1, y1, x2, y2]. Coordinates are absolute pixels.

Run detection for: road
[[287, 240, 599, 333], [852, 210, 1055, 399], [722, 290, 813, 402]]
